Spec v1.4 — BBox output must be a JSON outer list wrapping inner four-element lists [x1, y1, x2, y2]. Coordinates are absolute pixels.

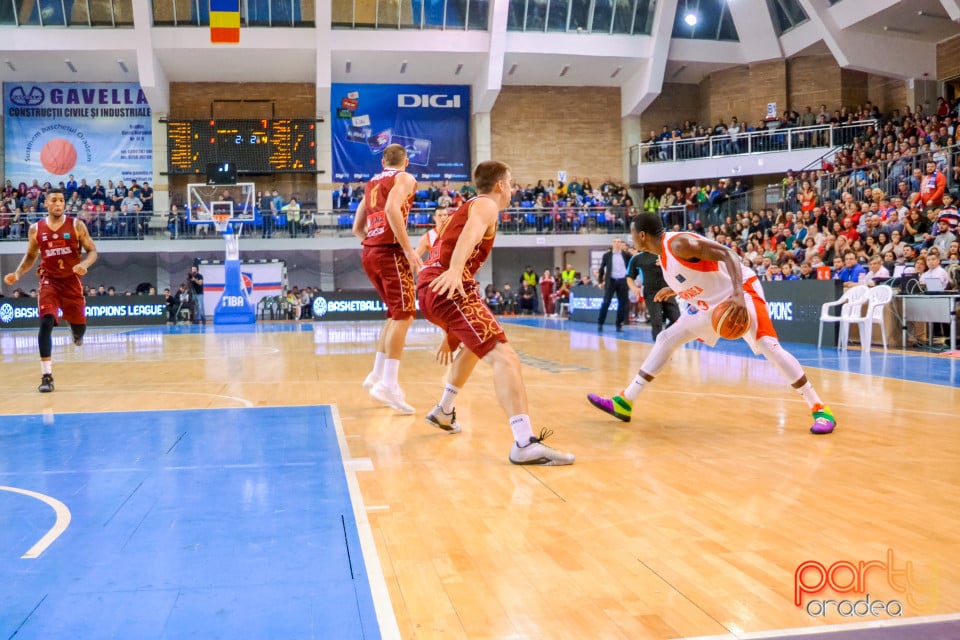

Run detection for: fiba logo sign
[[312, 296, 328, 318], [0, 303, 14, 324]]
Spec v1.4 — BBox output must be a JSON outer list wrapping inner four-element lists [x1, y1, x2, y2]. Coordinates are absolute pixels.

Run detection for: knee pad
[[71, 322, 87, 342], [38, 314, 55, 358]]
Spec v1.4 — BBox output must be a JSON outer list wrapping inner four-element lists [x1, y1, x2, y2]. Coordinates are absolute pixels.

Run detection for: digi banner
[[4, 82, 153, 186], [331, 84, 470, 183]]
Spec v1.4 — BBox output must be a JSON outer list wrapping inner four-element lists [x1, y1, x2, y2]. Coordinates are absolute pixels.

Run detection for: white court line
[[329, 404, 401, 640], [675, 612, 960, 640], [0, 485, 72, 559]]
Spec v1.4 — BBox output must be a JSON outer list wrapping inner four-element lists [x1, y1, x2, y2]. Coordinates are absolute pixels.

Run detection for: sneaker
[[509, 429, 575, 466], [362, 371, 380, 391], [586, 393, 632, 422], [74, 335, 83, 347], [425, 406, 462, 434], [370, 381, 414, 414], [38, 374, 54, 393], [810, 405, 837, 435]]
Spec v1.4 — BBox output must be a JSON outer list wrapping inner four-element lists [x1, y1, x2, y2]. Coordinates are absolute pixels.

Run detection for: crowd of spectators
[[0, 175, 155, 240], [642, 101, 890, 162], [638, 97, 960, 289]]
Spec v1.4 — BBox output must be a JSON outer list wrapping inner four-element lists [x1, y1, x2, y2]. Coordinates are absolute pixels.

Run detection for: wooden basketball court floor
[[0, 318, 958, 639]]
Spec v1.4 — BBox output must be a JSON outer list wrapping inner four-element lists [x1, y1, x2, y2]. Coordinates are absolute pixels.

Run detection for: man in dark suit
[[597, 238, 632, 332]]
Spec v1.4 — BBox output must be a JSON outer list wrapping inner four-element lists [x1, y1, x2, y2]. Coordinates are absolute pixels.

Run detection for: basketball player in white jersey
[[587, 213, 837, 434]]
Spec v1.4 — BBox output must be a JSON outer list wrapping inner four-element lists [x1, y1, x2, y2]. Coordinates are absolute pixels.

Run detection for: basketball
[[711, 300, 750, 340], [40, 138, 78, 175]]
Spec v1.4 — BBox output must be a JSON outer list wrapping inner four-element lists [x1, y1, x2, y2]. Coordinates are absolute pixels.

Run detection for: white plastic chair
[[818, 285, 869, 349], [846, 285, 894, 351]]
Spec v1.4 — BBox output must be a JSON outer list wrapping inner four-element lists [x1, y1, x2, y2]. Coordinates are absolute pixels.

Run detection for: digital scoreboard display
[[167, 119, 317, 174]]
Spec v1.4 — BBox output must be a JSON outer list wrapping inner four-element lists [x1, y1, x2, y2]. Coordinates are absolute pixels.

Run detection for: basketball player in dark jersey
[[352, 143, 422, 413], [417, 160, 575, 465], [4, 188, 98, 392]]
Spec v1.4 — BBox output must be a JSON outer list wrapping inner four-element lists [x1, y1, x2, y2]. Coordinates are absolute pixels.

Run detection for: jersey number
[[58, 259, 65, 271]]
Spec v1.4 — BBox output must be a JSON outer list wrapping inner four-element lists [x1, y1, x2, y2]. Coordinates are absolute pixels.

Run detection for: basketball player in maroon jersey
[[352, 143, 422, 413], [417, 160, 575, 465], [4, 188, 98, 392]]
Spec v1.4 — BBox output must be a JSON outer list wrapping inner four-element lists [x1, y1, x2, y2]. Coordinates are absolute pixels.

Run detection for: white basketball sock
[[796, 382, 824, 411], [382, 358, 400, 387], [371, 351, 386, 378], [439, 384, 459, 414], [622, 375, 648, 401], [509, 414, 535, 445]]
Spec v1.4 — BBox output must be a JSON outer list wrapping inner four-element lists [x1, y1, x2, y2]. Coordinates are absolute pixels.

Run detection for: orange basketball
[[711, 300, 751, 340], [40, 138, 78, 175]]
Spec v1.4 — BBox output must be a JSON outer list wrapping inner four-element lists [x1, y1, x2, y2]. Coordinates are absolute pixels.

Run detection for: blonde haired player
[[353, 143, 421, 413], [587, 213, 837, 434]]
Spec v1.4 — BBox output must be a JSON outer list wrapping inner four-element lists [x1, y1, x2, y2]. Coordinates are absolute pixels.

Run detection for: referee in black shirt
[[626, 250, 680, 340]]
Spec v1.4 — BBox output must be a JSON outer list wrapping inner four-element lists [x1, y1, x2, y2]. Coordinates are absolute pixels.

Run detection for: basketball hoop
[[212, 213, 242, 260], [212, 214, 232, 234]]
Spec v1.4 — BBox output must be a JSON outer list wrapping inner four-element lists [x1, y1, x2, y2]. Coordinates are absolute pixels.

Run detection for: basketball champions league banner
[[331, 83, 471, 182], [4, 82, 153, 186]]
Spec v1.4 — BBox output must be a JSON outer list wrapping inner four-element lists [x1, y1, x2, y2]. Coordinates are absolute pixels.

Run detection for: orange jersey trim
[[661, 232, 720, 273]]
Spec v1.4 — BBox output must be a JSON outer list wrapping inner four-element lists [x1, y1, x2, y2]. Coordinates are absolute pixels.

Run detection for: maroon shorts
[[39, 274, 86, 325], [361, 245, 416, 320], [417, 282, 507, 358]]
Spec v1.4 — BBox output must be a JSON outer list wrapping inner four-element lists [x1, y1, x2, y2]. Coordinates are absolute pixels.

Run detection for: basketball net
[[213, 214, 241, 261]]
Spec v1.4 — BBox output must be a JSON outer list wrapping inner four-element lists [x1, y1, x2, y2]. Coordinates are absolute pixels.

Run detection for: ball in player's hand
[[711, 300, 750, 340]]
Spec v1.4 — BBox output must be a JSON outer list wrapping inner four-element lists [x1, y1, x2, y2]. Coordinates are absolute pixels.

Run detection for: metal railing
[[634, 120, 878, 165], [0, 196, 774, 242], [0, 206, 643, 241], [765, 141, 960, 213]]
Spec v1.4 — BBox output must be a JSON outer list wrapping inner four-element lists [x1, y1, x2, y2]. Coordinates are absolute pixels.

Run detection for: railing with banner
[[633, 120, 878, 165], [0, 199, 762, 242]]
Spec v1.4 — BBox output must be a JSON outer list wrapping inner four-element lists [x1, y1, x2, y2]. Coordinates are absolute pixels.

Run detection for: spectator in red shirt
[[840, 217, 861, 242], [913, 161, 946, 209]]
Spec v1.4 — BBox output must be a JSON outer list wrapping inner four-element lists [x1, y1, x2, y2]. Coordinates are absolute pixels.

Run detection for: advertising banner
[[199, 261, 286, 313], [762, 280, 843, 345], [3, 82, 153, 187], [0, 296, 167, 330], [331, 84, 470, 183], [311, 291, 423, 322]]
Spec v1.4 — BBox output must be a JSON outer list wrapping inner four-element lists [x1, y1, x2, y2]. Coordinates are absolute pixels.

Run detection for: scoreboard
[[167, 118, 316, 174]]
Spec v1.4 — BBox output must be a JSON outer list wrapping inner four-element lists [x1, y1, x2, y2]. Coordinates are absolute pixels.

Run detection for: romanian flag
[[210, 0, 240, 44]]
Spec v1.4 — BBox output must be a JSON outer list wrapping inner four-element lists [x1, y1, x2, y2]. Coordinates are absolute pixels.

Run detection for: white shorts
[[671, 277, 776, 355]]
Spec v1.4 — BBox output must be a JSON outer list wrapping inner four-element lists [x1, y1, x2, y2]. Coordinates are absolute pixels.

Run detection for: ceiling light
[[65, 59, 77, 73], [559, 65, 570, 77], [610, 66, 622, 79], [454, 63, 463, 75], [400, 60, 407, 74], [117, 59, 129, 73], [508, 63, 518, 75], [345, 60, 351, 73], [4, 60, 15, 72], [684, 12, 697, 26]]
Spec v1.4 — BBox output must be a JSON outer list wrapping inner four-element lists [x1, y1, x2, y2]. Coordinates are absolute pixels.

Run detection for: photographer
[[188, 265, 205, 324]]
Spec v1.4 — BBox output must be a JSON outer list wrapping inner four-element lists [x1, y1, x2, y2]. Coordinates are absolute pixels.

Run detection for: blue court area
[[0, 406, 381, 640], [503, 317, 960, 388]]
